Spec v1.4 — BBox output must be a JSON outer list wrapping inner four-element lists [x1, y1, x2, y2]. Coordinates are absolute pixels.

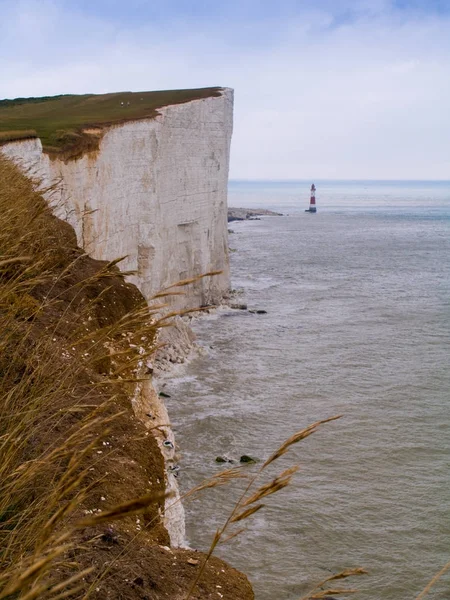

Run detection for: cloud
[[1, 0, 449, 179]]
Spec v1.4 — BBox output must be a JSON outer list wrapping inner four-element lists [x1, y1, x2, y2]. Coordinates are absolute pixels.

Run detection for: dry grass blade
[[185, 467, 248, 497], [263, 415, 342, 468], [46, 582, 89, 600], [230, 504, 264, 523], [300, 568, 368, 600], [0, 546, 71, 597], [415, 560, 450, 600], [41, 491, 86, 540], [15, 584, 56, 600], [309, 588, 358, 598], [220, 528, 247, 544], [151, 290, 186, 299], [242, 466, 299, 506], [19, 580, 89, 600], [103, 256, 128, 270], [326, 568, 368, 581], [214, 466, 248, 481], [45, 567, 95, 595], [163, 270, 223, 290], [0, 256, 31, 267], [17, 567, 95, 600], [186, 479, 229, 495]]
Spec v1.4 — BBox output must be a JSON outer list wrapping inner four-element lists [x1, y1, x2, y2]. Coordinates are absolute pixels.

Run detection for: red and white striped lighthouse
[[306, 183, 317, 213]]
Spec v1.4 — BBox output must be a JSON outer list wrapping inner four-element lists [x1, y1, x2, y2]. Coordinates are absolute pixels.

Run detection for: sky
[[1, 0, 450, 180]]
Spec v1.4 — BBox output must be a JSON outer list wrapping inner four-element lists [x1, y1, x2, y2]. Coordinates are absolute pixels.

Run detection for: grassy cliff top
[[0, 87, 223, 159]]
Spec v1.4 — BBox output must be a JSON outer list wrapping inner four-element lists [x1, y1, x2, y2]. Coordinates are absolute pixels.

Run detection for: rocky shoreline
[[228, 207, 283, 222]]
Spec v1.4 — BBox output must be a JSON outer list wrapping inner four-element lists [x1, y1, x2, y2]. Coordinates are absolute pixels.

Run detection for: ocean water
[[164, 180, 450, 600]]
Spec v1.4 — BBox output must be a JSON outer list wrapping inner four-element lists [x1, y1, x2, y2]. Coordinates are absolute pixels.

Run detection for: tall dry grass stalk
[[184, 415, 368, 600], [299, 568, 368, 599], [415, 560, 450, 600]]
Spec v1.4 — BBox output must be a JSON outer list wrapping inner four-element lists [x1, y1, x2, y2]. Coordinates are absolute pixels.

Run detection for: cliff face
[[2, 88, 233, 309], [1, 88, 235, 570]]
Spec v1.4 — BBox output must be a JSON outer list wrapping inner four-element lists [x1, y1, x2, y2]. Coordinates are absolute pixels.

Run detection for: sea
[[163, 180, 450, 600]]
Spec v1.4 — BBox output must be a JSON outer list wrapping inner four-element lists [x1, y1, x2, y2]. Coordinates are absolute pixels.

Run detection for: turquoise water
[[165, 181, 450, 600]]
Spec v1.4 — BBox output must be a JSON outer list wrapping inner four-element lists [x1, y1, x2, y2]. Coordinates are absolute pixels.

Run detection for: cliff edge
[[1, 87, 233, 311]]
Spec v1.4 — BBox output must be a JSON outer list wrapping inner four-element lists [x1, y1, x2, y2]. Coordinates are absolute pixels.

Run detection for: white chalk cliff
[[2, 88, 233, 309], [2, 88, 234, 548]]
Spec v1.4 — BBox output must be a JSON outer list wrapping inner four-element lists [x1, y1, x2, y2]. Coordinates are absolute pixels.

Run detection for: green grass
[[0, 87, 223, 159]]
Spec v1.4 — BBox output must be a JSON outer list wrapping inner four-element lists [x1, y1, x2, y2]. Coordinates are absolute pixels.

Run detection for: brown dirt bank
[[0, 156, 253, 599]]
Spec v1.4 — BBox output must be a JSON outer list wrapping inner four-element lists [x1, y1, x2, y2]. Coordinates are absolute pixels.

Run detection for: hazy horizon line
[[229, 178, 450, 183]]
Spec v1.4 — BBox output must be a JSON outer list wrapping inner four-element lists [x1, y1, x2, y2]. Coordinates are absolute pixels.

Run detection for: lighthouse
[[305, 183, 317, 213]]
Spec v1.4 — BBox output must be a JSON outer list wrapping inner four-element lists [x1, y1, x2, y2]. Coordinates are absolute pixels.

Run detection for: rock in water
[[240, 455, 257, 464], [216, 456, 235, 463]]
